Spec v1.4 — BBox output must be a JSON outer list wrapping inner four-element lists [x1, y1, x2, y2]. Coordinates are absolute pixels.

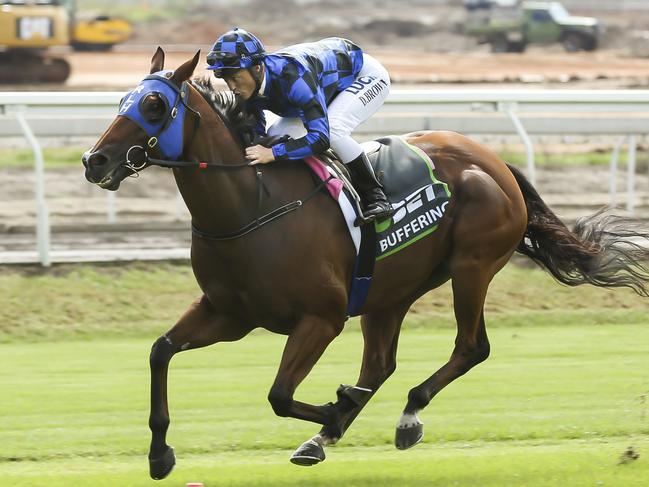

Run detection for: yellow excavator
[[0, 0, 132, 83]]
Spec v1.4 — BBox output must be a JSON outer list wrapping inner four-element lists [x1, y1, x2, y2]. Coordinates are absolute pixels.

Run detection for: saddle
[[270, 135, 452, 316]]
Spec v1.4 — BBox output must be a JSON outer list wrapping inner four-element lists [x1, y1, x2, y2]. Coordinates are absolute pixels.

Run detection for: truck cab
[[464, 1, 601, 53]]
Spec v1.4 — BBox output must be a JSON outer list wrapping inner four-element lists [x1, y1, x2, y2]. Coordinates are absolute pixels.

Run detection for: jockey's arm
[[271, 73, 330, 160], [246, 72, 330, 164]]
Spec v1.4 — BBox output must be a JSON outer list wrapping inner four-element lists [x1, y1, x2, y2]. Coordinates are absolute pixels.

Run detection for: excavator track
[[0, 50, 71, 84]]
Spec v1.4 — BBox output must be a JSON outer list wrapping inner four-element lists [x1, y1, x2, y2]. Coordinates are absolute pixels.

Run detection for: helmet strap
[[249, 63, 264, 98]]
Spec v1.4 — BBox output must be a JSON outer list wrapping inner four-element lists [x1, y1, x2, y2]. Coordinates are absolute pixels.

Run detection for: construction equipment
[[0, 0, 72, 83], [66, 0, 132, 53], [71, 15, 132, 52], [0, 0, 132, 84]]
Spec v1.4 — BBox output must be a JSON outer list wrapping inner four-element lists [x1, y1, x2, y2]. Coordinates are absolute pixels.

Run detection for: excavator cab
[[0, 0, 71, 82], [61, 0, 132, 52]]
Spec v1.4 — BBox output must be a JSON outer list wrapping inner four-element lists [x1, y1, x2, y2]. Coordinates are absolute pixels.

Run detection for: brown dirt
[[50, 48, 649, 91], [3, 1, 649, 246]]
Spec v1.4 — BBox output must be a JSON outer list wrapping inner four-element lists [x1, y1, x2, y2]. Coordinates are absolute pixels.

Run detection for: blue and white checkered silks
[[117, 70, 187, 160]]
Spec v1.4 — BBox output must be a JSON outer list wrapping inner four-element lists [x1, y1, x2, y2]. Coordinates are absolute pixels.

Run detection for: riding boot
[[346, 152, 394, 224]]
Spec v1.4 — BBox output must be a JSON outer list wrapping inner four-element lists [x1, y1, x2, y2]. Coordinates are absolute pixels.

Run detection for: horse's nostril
[[86, 152, 109, 167]]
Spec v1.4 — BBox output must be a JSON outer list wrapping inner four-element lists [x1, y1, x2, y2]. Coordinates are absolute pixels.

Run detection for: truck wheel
[[583, 37, 597, 52], [562, 33, 586, 52], [508, 40, 527, 53], [489, 35, 509, 53]]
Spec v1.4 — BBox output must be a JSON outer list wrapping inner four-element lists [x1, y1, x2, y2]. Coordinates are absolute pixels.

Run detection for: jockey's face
[[222, 65, 263, 101]]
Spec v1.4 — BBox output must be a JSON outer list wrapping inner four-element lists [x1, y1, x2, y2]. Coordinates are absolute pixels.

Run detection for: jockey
[[206, 27, 394, 224]]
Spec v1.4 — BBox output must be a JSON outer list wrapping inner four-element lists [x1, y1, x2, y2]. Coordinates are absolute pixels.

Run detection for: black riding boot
[[346, 152, 394, 224]]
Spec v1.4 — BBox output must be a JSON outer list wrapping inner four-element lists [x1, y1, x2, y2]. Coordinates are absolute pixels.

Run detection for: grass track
[[1, 263, 647, 342], [1, 323, 647, 486]]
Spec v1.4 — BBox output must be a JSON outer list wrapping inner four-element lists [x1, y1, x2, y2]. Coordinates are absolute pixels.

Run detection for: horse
[[82, 48, 649, 480]]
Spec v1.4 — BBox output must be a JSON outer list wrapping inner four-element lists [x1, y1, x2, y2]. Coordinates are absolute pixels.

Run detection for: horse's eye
[[141, 93, 167, 123]]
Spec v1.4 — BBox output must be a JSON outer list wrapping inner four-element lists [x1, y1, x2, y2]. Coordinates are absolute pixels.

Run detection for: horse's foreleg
[[148, 334, 179, 480], [148, 295, 251, 480], [325, 304, 409, 436], [292, 304, 409, 466], [266, 314, 345, 464]]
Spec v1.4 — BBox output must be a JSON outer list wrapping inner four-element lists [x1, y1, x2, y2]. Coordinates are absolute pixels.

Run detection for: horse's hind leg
[[395, 170, 522, 450], [291, 302, 410, 466], [395, 262, 494, 450], [148, 295, 251, 480]]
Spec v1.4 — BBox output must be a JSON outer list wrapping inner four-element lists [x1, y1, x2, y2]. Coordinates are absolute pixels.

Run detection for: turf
[[0, 261, 647, 343], [0, 262, 647, 485], [0, 324, 647, 486]]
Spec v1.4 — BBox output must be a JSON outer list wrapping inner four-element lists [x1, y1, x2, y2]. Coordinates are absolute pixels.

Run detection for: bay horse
[[82, 49, 649, 480]]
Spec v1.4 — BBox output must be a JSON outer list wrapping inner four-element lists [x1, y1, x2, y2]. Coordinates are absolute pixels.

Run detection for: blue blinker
[[117, 70, 187, 160]]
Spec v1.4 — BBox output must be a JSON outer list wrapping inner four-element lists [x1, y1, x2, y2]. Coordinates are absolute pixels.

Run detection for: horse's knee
[[150, 336, 176, 368], [384, 360, 397, 380], [365, 357, 396, 389], [267, 386, 293, 417]]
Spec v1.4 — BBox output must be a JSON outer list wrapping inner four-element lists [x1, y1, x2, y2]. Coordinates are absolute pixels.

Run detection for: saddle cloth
[[304, 135, 451, 317]]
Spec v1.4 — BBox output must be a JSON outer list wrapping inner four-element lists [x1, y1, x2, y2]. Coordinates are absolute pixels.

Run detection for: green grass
[[0, 146, 644, 170], [499, 149, 639, 168], [1, 261, 647, 343], [0, 323, 647, 487], [0, 262, 648, 484], [0, 147, 87, 170]]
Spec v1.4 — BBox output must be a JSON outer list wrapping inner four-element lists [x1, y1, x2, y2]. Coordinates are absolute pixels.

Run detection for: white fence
[[1, 89, 649, 265]]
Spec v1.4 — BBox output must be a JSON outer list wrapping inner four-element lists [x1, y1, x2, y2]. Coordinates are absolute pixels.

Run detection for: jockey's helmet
[[206, 28, 266, 77]]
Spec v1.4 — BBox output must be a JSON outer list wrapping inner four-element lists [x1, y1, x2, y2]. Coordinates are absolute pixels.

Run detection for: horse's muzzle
[[83, 149, 124, 190]]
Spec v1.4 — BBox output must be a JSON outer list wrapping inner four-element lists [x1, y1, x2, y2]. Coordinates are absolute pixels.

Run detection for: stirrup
[[354, 203, 394, 226]]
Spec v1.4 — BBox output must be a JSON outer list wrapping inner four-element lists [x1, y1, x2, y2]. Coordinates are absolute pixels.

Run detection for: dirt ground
[[45, 48, 649, 91], [8, 0, 649, 90], [2, 0, 649, 253]]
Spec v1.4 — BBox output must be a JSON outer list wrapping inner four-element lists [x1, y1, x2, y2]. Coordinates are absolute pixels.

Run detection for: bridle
[[118, 75, 204, 176], [114, 73, 331, 241]]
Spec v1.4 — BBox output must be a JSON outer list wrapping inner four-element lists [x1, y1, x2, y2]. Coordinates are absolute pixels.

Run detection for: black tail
[[507, 163, 649, 297]]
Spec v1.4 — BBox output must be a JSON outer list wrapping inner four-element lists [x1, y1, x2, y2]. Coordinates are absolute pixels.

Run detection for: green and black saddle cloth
[[346, 135, 451, 316]]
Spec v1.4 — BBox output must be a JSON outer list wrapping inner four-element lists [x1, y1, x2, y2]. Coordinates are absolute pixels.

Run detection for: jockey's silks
[[246, 38, 363, 161]]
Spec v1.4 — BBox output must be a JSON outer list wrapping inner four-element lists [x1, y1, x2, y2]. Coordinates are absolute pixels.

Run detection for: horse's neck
[[173, 97, 255, 234]]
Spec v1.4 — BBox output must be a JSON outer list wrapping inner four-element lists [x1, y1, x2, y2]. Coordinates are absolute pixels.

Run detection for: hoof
[[395, 423, 424, 450], [290, 439, 326, 466], [149, 446, 175, 480]]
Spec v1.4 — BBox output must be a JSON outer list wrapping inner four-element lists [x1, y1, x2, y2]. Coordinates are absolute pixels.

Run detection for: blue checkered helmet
[[206, 28, 266, 77]]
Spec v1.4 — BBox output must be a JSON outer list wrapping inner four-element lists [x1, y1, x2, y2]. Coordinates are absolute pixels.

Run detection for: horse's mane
[[189, 77, 257, 147]]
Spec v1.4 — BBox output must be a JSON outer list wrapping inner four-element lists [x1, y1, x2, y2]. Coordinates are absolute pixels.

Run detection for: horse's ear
[[171, 50, 201, 85], [150, 46, 165, 74]]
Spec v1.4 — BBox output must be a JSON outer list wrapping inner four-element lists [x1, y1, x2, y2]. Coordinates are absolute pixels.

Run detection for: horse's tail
[[507, 163, 649, 297]]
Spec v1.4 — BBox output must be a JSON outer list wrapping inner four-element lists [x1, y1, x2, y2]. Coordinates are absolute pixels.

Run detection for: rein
[[126, 81, 331, 241]]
